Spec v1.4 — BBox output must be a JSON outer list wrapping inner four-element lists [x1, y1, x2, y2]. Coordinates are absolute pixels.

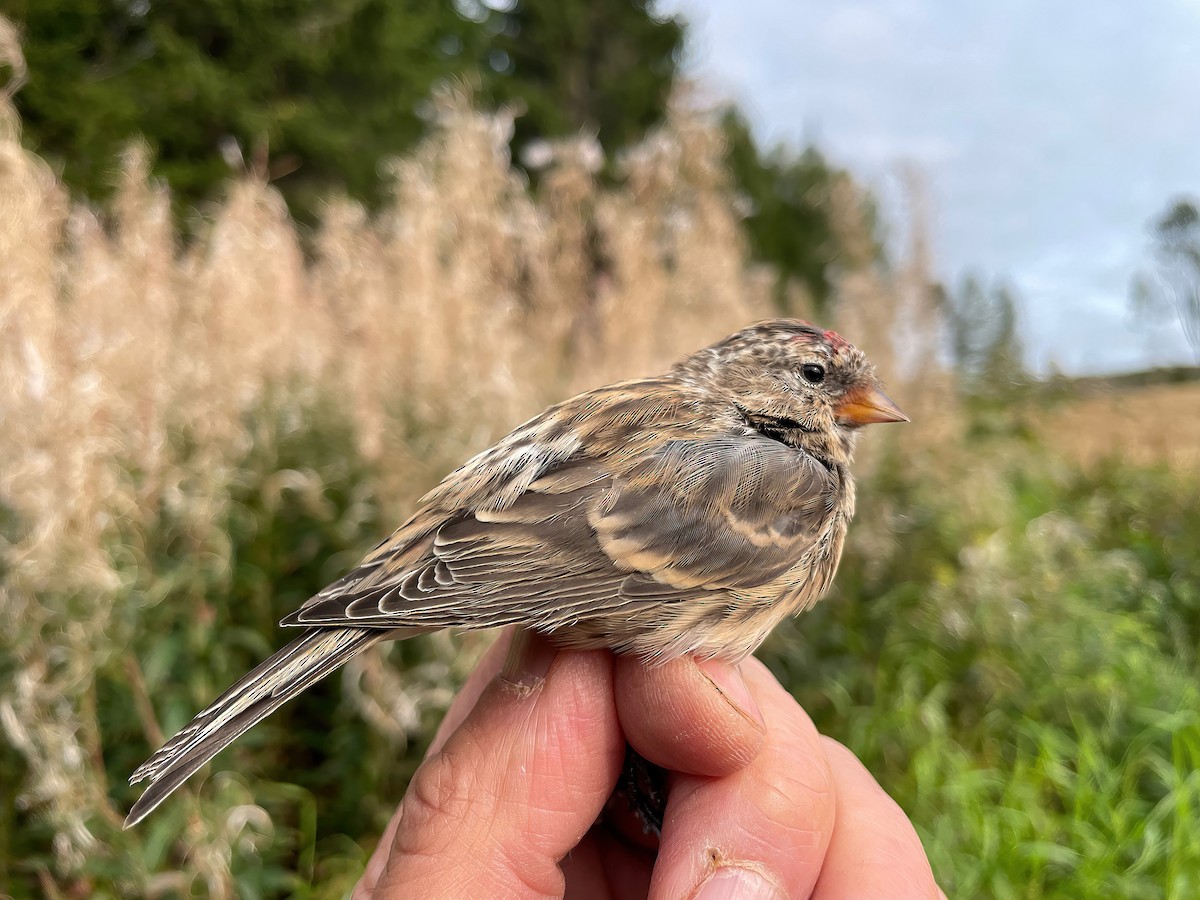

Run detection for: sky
[[660, 0, 1200, 374]]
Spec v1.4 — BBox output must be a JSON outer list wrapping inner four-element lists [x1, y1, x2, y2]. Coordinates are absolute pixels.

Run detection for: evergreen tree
[[476, 0, 685, 159], [6, 0, 480, 215], [6, 0, 873, 314], [941, 273, 1027, 397], [721, 109, 855, 314]]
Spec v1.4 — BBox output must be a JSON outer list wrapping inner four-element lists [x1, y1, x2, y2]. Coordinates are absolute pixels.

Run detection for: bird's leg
[[605, 744, 669, 838]]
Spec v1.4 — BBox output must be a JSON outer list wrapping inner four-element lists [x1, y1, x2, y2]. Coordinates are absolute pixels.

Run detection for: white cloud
[[663, 0, 1200, 371]]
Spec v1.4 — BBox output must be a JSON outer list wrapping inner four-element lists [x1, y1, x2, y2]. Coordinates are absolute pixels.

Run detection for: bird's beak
[[836, 384, 909, 426]]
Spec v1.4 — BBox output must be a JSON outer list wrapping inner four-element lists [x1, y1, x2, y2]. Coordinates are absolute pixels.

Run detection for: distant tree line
[[4, 0, 856, 310]]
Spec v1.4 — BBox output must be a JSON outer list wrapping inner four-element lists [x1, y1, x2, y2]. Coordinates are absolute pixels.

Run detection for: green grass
[[3, 400, 1198, 897], [762, 451, 1200, 898]]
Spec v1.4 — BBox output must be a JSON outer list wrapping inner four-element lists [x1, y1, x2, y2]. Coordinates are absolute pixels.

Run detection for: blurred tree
[[940, 273, 1027, 398], [721, 109, 850, 314], [475, 0, 684, 160], [1132, 197, 1200, 362], [5, 0, 480, 217]]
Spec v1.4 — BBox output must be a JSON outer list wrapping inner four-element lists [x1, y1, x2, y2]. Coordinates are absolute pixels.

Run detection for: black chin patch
[[735, 405, 836, 470], [737, 407, 814, 444]]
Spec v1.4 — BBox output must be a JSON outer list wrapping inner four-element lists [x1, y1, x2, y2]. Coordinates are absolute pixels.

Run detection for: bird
[[125, 318, 907, 827]]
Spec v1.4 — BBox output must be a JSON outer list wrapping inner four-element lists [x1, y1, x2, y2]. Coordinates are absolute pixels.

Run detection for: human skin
[[353, 629, 943, 899]]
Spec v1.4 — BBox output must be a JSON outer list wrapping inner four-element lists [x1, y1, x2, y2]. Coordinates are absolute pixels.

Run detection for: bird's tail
[[125, 626, 385, 828]]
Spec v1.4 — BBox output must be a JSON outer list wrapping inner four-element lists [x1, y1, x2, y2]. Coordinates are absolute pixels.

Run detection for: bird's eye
[[800, 364, 825, 384]]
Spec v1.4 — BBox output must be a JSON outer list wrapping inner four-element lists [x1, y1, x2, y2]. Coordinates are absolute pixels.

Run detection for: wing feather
[[283, 433, 837, 632]]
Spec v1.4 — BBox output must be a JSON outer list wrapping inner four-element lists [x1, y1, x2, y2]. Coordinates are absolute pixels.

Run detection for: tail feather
[[125, 627, 384, 828]]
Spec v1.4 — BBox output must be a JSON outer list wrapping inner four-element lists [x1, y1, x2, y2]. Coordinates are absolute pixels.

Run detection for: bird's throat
[[739, 409, 813, 441], [737, 407, 843, 472]]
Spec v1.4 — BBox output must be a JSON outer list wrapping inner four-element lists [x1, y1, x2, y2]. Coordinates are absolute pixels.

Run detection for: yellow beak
[[836, 384, 909, 426]]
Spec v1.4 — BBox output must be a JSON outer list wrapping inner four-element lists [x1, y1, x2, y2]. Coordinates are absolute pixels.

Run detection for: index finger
[[648, 657, 836, 899], [364, 634, 624, 898], [811, 737, 941, 900], [356, 629, 515, 895]]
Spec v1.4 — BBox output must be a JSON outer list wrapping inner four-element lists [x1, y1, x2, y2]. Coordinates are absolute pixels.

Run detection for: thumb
[[358, 634, 623, 899]]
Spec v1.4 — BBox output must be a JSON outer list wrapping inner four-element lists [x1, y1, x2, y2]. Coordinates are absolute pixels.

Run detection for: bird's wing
[[591, 435, 837, 590], [283, 434, 838, 631]]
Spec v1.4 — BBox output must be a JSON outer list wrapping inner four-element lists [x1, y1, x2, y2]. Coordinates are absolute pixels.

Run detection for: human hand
[[353, 629, 941, 899]]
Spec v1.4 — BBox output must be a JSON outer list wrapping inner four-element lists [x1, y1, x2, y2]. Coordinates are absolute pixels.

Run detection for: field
[[1046, 380, 1200, 469], [2, 86, 1199, 899]]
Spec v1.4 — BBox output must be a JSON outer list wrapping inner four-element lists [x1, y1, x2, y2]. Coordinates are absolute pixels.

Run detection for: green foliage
[[5, 0, 690, 221], [941, 274, 1026, 388], [761, 448, 1200, 898], [476, 0, 685, 161], [1, 394, 444, 897], [721, 109, 857, 314], [5, 1, 867, 311], [939, 274, 1035, 438], [6, 0, 479, 217], [121, 395, 447, 893], [4, 391, 1199, 896]]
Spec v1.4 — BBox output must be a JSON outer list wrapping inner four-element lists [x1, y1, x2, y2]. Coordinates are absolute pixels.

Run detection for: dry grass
[[0, 21, 947, 888], [1043, 381, 1200, 469]]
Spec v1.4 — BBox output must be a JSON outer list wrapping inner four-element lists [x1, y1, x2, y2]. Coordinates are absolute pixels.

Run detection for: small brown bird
[[126, 319, 906, 826]]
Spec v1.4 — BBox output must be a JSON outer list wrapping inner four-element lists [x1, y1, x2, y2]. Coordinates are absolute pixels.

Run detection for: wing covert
[[283, 436, 838, 630], [590, 436, 837, 591]]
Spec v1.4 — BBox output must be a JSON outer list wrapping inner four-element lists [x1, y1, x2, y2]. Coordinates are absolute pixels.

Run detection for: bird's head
[[677, 319, 907, 461]]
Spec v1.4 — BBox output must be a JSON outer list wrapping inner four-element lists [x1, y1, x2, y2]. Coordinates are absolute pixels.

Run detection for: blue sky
[[661, 0, 1200, 373]]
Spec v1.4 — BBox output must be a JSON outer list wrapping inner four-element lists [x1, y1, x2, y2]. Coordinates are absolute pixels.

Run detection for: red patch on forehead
[[789, 325, 851, 353], [823, 329, 851, 352]]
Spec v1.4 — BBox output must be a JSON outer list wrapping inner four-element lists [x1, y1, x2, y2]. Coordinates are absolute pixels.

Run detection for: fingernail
[[499, 629, 558, 695], [692, 867, 784, 900], [698, 659, 765, 729]]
